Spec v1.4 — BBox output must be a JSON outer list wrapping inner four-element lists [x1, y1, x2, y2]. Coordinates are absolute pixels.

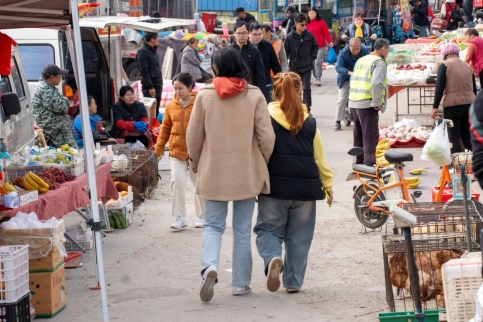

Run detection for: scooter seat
[[352, 164, 377, 175], [384, 151, 413, 163]]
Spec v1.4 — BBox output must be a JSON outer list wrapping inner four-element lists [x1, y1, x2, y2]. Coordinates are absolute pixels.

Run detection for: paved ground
[[53, 68, 483, 322]]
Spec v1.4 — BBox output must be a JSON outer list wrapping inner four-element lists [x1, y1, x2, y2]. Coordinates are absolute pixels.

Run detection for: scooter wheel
[[353, 184, 388, 229]]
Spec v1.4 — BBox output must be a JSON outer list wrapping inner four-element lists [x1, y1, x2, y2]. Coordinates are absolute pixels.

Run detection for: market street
[[53, 68, 483, 322]]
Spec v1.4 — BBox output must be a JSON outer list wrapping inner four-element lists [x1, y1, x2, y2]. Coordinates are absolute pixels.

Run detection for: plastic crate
[[0, 293, 30, 322], [442, 254, 483, 322], [47, 158, 85, 177], [0, 245, 29, 304], [430, 186, 480, 202], [65, 252, 83, 269], [377, 310, 440, 321], [3, 165, 44, 181]]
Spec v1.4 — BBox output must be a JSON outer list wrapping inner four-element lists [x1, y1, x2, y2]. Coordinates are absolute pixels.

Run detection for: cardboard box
[[104, 186, 133, 209], [29, 245, 64, 273], [100, 202, 133, 229], [4, 187, 38, 208], [29, 264, 66, 318], [0, 219, 65, 259]]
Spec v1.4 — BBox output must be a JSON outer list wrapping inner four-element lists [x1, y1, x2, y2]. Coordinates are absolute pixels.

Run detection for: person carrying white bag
[[421, 119, 452, 167]]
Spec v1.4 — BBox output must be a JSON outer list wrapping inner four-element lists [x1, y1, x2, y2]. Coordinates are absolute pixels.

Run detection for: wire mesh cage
[[452, 152, 473, 174], [110, 144, 132, 177], [382, 201, 483, 313]]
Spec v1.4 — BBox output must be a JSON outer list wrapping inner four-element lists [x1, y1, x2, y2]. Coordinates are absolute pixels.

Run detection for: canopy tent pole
[[69, 0, 110, 321], [378, 0, 381, 25]]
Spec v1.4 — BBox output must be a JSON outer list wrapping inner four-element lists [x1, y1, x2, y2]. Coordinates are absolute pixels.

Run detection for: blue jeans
[[201, 198, 256, 287], [253, 195, 316, 289]]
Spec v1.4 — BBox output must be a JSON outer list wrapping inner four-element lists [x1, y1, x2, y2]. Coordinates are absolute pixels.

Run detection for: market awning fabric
[[0, 0, 71, 30]]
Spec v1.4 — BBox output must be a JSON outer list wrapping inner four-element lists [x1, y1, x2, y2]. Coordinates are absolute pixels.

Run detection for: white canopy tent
[[0, 0, 110, 321]]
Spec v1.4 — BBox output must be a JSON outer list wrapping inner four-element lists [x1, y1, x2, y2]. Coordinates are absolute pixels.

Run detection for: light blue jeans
[[201, 198, 256, 287], [313, 47, 326, 81], [253, 195, 316, 289]]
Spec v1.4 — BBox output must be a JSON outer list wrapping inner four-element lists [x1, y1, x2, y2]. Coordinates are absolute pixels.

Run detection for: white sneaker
[[170, 216, 187, 230], [267, 257, 283, 292], [233, 285, 252, 295], [200, 266, 217, 302], [194, 217, 204, 228]]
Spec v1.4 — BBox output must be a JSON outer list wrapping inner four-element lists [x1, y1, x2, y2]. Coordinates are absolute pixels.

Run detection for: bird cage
[[110, 144, 132, 177], [381, 200, 483, 313]]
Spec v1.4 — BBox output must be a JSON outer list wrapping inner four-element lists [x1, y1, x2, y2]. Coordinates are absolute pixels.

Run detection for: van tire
[[125, 63, 140, 81]]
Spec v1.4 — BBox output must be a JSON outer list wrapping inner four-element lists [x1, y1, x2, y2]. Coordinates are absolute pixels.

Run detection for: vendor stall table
[[2, 163, 118, 220], [388, 83, 436, 126]]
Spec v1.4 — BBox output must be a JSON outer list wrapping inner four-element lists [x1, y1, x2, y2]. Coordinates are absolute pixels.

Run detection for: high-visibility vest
[[270, 39, 282, 78], [349, 54, 387, 103]]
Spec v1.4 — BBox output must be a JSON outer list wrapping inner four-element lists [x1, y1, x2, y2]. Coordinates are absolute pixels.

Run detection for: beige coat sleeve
[[253, 94, 275, 163], [186, 93, 205, 170]]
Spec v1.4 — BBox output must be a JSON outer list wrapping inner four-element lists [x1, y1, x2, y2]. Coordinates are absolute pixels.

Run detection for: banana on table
[[22, 171, 49, 193]]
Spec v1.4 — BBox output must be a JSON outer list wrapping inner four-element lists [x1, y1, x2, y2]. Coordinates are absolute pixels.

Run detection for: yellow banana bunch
[[27, 172, 49, 191], [376, 139, 391, 166], [22, 172, 49, 193], [3, 180, 17, 192], [409, 168, 427, 175], [405, 177, 421, 189]]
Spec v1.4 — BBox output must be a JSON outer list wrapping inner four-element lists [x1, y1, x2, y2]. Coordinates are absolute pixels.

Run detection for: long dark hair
[[308, 7, 322, 21], [181, 37, 199, 52], [172, 72, 195, 91], [118, 85, 134, 102], [211, 47, 251, 83]]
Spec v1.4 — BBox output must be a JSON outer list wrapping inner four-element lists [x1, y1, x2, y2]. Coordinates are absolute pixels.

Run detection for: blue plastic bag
[[326, 47, 337, 64]]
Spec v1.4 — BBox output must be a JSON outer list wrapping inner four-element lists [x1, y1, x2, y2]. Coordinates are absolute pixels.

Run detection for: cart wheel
[[343, 119, 351, 126]]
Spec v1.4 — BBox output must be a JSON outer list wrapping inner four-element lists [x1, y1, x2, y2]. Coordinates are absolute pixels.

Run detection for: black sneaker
[[333, 122, 341, 131]]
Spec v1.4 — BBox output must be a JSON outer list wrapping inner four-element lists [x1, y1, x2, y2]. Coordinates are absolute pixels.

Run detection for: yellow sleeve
[[313, 128, 334, 190]]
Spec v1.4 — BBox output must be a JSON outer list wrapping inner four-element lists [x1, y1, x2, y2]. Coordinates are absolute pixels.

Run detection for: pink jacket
[[306, 18, 332, 49], [469, 37, 483, 77]]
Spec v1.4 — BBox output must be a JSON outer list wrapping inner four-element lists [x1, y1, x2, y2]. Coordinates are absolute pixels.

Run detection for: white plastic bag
[[421, 121, 452, 166], [394, 118, 420, 129]]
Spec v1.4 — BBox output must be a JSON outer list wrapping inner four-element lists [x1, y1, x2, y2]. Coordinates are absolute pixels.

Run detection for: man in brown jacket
[[431, 43, 476, 153]]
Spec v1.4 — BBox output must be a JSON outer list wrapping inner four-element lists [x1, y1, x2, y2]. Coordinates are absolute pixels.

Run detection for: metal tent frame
[[0, 0, 109, 320]]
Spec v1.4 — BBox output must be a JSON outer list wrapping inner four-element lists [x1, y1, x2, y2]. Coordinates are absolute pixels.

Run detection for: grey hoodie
[[269, 33, 289, 73]]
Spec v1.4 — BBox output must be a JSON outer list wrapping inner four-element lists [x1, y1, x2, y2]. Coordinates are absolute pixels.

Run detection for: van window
[[18, 45, 55, 82], [62, 41, 99, 73], [10, 58, 26, 99], [0, 76, 13, 118]]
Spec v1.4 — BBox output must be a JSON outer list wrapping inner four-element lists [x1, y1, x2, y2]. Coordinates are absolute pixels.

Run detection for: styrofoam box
[[158, 150, 170, 171], [442, 252, 483, 322], [104, 191, 133, 209]]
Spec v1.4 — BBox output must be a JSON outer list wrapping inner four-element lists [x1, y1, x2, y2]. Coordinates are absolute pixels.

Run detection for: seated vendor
[[73, 95, 117, 149], [110, 85, 151, 147]]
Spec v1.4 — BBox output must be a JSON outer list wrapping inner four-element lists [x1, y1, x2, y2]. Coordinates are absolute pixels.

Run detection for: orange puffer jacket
[[154, 92, 197, 160]]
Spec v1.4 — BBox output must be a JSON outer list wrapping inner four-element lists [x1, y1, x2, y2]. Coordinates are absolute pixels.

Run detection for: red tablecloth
[[5, 163, 118, 220], [405, 38, 435, 44]]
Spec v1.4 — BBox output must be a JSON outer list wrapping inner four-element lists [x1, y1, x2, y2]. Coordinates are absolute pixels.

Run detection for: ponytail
[[272, 72, 305, 136]]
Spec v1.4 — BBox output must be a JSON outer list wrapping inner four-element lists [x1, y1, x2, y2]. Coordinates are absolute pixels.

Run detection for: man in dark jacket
[[249, 22, 282, 103], [235, 7, 257, 25], [334, 38, 370, 130], [136, 31, 163, 118], [284, 13, 319, 112], [280, 6, 297, 36], [231, 21, 267, 97], [411, 0, 430, 37]]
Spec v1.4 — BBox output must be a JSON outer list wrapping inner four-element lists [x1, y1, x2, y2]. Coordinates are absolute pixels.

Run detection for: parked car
[[0, 43, 35, 153]]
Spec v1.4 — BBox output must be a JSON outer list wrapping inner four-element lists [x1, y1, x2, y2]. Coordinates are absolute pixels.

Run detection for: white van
[[3, 27, 116, 125], [3, 18, 189, 126], [0, 44, 35, 153]]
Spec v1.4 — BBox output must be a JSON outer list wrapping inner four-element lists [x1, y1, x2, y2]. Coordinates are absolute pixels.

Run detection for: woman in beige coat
[[187, 47, 275, 303]]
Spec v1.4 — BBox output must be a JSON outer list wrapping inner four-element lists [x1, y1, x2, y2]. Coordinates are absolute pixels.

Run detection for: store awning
[[0, 0, 71, 29]]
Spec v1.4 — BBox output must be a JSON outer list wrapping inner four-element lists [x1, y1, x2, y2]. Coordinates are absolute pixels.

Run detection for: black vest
[[265, 116, 324, 200]]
